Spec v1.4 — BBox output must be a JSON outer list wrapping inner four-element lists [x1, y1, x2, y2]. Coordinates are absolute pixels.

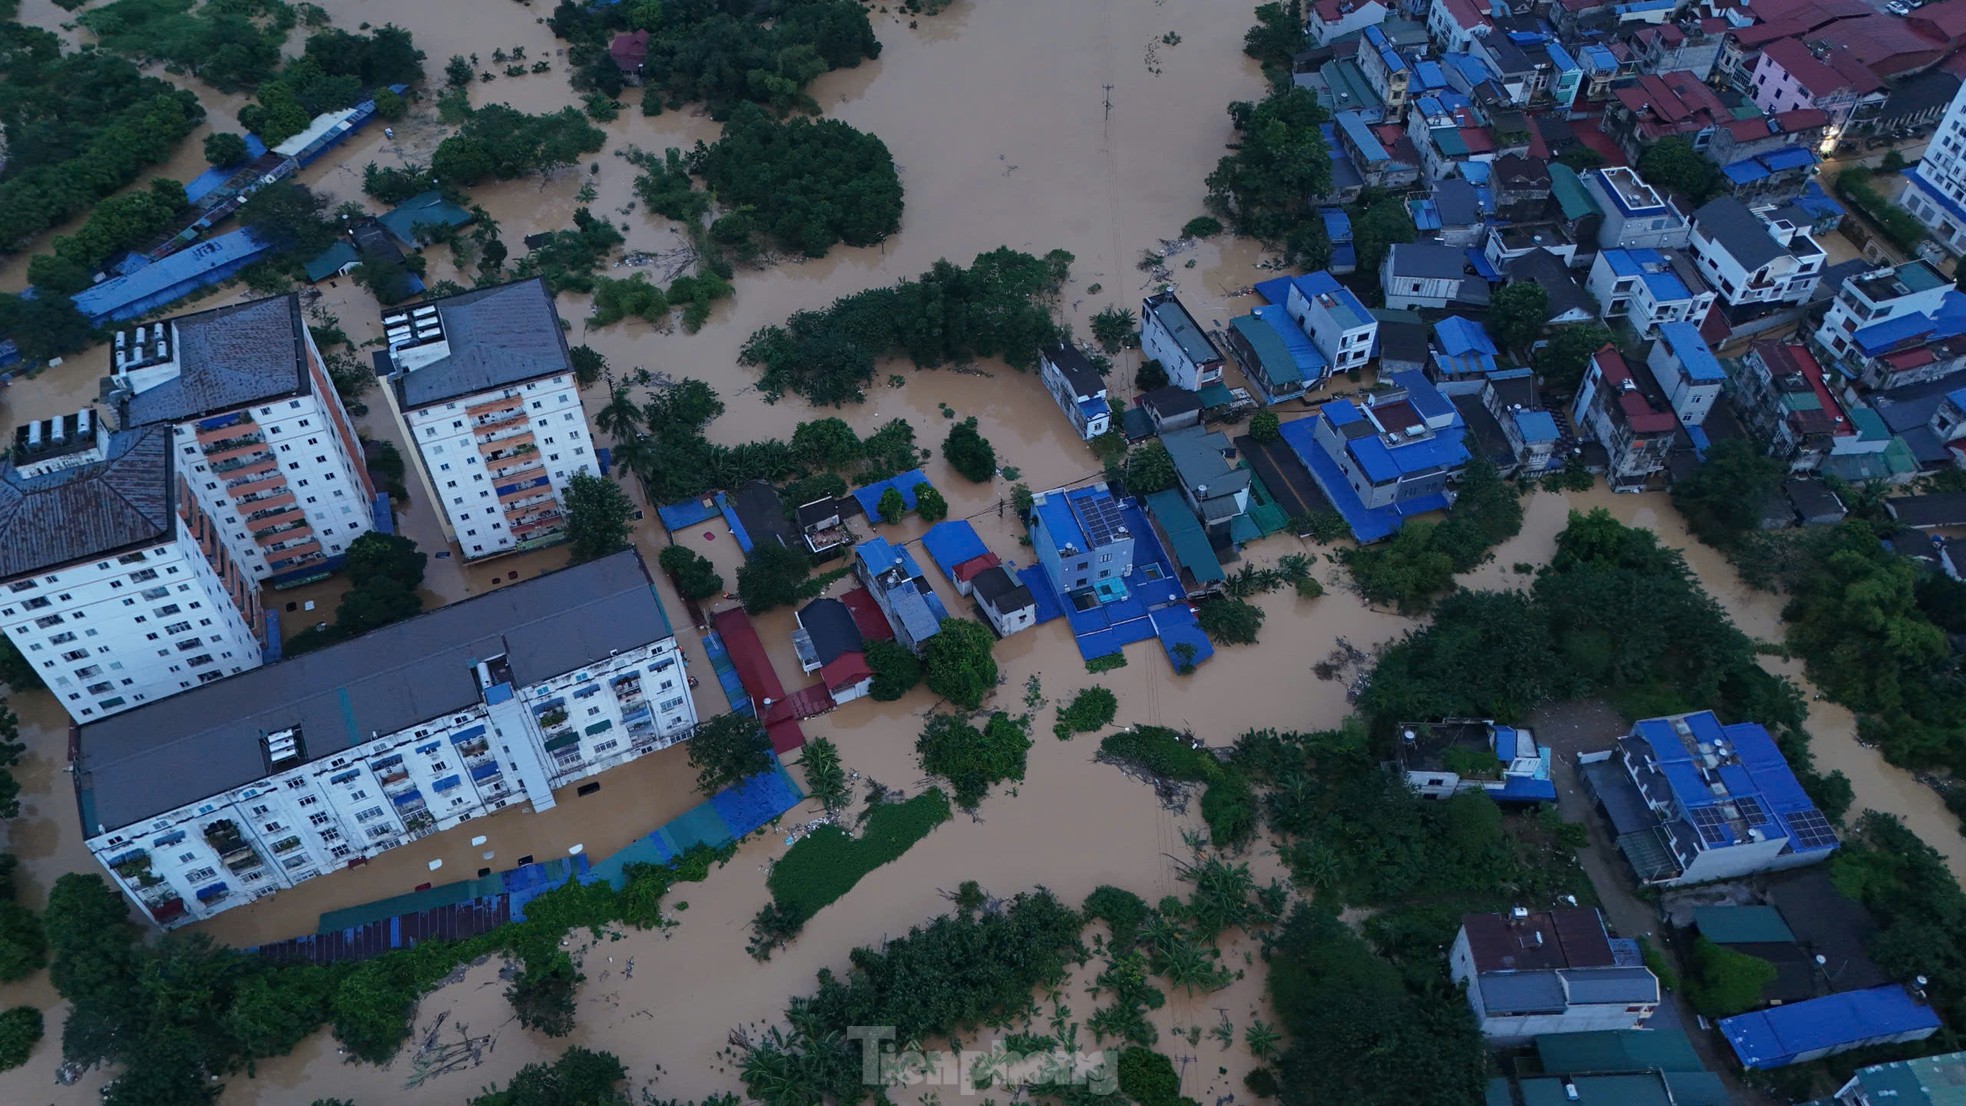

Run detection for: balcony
[[612, 674, 644, 704], [201, 432, 268, 462], [473, 407, 528, 432], [476, 423, 535, 450], [256, 522, 313, 548], [237, 489, 296, 512], [486, 453, 544, 479], [194, 412, 252, 442], [510, 511, 565, 539], [465, 393, 524, 418], [247, 504, 306, 528], [212, 452, 279, 477], [481, 441, 540, 466], [225, 470, 286, 497]]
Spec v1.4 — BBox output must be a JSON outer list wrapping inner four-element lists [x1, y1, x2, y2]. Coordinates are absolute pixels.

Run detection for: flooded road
[[0, 0, 1961, 1102]]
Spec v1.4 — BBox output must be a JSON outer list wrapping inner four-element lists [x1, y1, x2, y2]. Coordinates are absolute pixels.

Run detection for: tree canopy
[[563, 472, 635, 563], [432, 105, 607, 186], [1205, 88, 1332, 261], [1533, 323, 1614, 392], [688, 103, 903, 257], [1488, 283, 1548, 352], [737, 542, 814, 614], [917, 711, 1032, 808], [1671, 438, 1784, 549], [687, 711, 775, 794], [923, 617, 1000, 710], [1636, 137, 1719, 203], [942, 417, 997, 482]]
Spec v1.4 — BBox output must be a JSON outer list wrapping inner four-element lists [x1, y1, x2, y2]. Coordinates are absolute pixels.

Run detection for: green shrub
[[0, 1005, 42, 1071], [1084, 885, 1151, 949], [867, 639, 922, 700], [1054, 685, 1119, 739], [765, 790, 952, 920], [1182, 215, 1224, 238], [918, 712, 1031, 808]]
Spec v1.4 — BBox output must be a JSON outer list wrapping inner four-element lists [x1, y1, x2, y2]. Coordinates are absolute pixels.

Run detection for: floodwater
[[0, 0, 1960, 1102]]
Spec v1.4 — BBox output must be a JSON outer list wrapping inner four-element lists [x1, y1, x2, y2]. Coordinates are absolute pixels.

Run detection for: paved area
[[1527, 699, 1782, 1106]]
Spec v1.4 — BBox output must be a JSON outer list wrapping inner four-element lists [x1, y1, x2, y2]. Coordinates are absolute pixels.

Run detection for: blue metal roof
[[71, 228, 274, 325], [850, 468, 931, 519], [1762, 147, 1815, 172], [1581, 44, 1619, 70], [1435, 316, 1498, 357], [1443, 52, 1495, 86], [1631, 711, 1835, 853], [1392, 370, 1457, 424], [920, 520, 990, 579], [1293, 270, 1374, 330], [1722, 159, 1771, 185], [1721, 986, 1940, 1070], [1253, 304, 1327, 382], [1411, 200, 1443, 231], [1658, 322, 1725, 383], [1320, 207, 1354, 242], [1516, 409, 1560, 443], [1547, 41, 1578, 70], [1280, 416, 1458, 543], [1852, 293, 1966, 356], [1413, 60, 1449, 90], [1363, 25, 1407, 72], [854, 535, 925, 582], [1467, 248, 1504, 282], [1337, 111, 1389, 163]]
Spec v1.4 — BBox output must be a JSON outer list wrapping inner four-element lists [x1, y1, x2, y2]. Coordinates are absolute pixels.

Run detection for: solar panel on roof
[[1785, 808, 1838, 851], [1732, 795, 1766, 826], [1072, 492, 1127, 549], [1691, 806, 1731, 847]]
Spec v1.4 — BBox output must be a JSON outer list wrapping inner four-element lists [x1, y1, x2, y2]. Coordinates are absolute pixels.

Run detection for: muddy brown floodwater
[[0, 1, 1960, 1102]]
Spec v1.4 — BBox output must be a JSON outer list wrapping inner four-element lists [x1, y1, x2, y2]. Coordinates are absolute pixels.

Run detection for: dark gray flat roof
[[75, 550, 669, 834], [119, 294, 310, 428], [1694, 197, 1783, 272], [1042, 344, 1105, 398], [392, 278, 574, 409], [0, 425, 174, 578]]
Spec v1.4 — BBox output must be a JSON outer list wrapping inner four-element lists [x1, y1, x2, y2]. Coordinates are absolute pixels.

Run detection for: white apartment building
[[1, 416, 263, 723], [1813, 260, 1953, 366], [1283, 270, 1378, 373], [1140, 291, 1225, 392], [377, 279, 596, 560], [1587, 248, 1718, 338], [1689, 197, 1825, 310], [103, 294, 376, 588], [1904, 80, 1966, 255], [74, 550, 699, 928]]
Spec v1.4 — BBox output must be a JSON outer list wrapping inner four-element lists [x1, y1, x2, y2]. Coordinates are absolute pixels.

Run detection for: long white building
[[1, 415, 264, 722], [102, 293, 376, 588], [1900, 79, 1966, 256], [74, 550, 699, 928], [377, 279, 597, 560]]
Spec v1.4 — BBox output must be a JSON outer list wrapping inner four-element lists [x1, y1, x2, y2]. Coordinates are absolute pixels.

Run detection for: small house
[[1722, 985, 1940, 1070], [1139, 386, 1203, 436], [796, 497, 848, 556], [609, 30, 650, 83], [1162, 425, 1251, 539], [1038, 343, 1112, 442], [920, 519, 1001, 598], [731, 480, 794, 553], [792, 597, 874, 705], [972, 564, 1036, 638], [1140, 291, 1224, 391], [1450, 907, 1661, 1041], [852, 537, 946, 655], [1396, 719, 1555, 803]]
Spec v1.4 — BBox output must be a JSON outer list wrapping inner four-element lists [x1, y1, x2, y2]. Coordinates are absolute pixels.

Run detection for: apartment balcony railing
[[193, 412, 252, 442], [201, 431, 266, 456], [248, 504, 307, 528], [211, 452, 278, 476], [482, 441, 539, 465], [486, 453, 544, 479], [253, 520, 311, 547], [225, 470, 285, 496], [473, 408, 527, 432], [476, 423, 535, 449], [236, 488, 296, 512], [465, 393, 524, 418]]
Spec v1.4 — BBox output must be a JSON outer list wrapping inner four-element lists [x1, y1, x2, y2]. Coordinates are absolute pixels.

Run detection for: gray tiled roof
[[393, 278, 574, 409], [0, 426, 174, 578], [75, 550, 669, 833], [1694, 197, 1784, 272], [120, 295, 308, 428]]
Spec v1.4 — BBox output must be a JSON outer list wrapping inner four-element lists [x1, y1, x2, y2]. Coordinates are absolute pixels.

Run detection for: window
[[660, 695, 686, 712], [355, 806, 386, 823]]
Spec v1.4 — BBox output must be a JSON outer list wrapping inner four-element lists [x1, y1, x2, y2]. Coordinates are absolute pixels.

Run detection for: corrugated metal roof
[[0, 424, 175, 577], [1721, 985, 1940, 1069], [122, 294, 309, 427], [1693, 905, 1797, 946], [392, 278, 575, 409]]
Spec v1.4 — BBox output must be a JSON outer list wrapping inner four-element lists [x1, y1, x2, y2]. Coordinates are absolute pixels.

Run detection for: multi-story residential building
[[74, 549, 699, 927], [1813, 260, 1954, 368], [1037, 344, 1111, 442], [101, 294, 376, 588], [1285, 370, 1469, 541], [1704, 110, 1829, 201], [1602, 71, 1729, 160], [1750, 38, 1886, 139], [1580, 168, 1690, 251], [1028, 482, 1136, 596], [1714, 1, 1872, 91], [1587, 248, 1716, 339], [1140, 291, 1223, 392], [1646, 322, 1727, 429], [1383, 241, 1492, 311], [1571, 346, 1682, 489], [1162, 426, 1251, 540], [1578, 710, 1839, 887], [1356, 24, 1412, 117], [851, 536, 947, 655], [1280, 270, 1377, 374], [1734, 340, 1856, 471], [1450, 907, 1661, 1041], [1309, 0, 1387, 46], [377, 278, 597, 560], [1, 415, 265, 723], [1689, 197, 1825, 311], [1428, 0, 1492, 54], [1629, 19, 1723, 80], [1901, 79, 1966, 255], [1407, 94, 1499, 182], [1482, 368, 1564, 475], [1226, 308, 1321, 407], [1334, 111, 1421, 192]]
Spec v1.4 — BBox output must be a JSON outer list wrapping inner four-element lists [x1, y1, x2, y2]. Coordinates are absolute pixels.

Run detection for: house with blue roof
[[1545, 41, 1582, 108], [1355, 23, 1411, 117], [1321, 207, 1357, 274], [1317, 121, 1367, 203], [1587, 248, 1718, 339], [1430, 316, 1501, 386], [71, 229, 276, 326], [1482, 368, 1563, 475], [851, 536, 946, 655], [1333, 111, 1418, 192], [1277, 270, 1378, 375], [1646, 322, 1726, 429], [1398, 718, 1556, 804], [1581, 168, 1691, 251], [1721, 984, 1939, 1070], [1280, 370, 1469, 542], [1027, 482, 1136, 599], [1581, 711, 1839, 887], [1817, 262, 1966, 385], [1226, 308, 1324, 406]]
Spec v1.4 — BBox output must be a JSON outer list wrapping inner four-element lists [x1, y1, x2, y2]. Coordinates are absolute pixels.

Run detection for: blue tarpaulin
[[851, 469, 931, 519]]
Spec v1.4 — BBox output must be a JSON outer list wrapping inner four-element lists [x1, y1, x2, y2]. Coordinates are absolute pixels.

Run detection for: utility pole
[[1103, 83, 1114, 124]]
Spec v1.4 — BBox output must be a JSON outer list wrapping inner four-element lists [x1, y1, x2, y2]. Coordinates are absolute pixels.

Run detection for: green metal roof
[[1432, 126, 1470, 157], [1144, 489, 1225, 585], [1888, 436, 1919, 475], [1850, 407, 1890, 442], [1692, 905, 1796, 946], [1535, 1027, 1706, 1075], [304, 241, 359, 282], [1371, 306, 1425, 324], [1198, 382, 1236, 408], [1902, 261, 1948, 293], [1550, 164, 1601, 221], [1663, 1073, 1733, 1106], [379, 190, 474, 245], [1230, 315, 1305, 388], [1485, 1078, 1515, 1106], [1522, 1074, 1672, 1106], [1844, 1051, 1966, 1106]]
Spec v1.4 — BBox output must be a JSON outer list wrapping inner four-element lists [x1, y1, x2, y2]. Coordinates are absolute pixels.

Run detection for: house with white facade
[[1587, 248, 1717, 338], [1689, 197, 1824, 310], [74, 549, 699, 928], [1750, 38, 1885, 142], [1140, 291, 1223, 392], [1356, 24, 1412, 118], [1162, 426, 1251, 541], [1647, 322, 1727, 429], [1813, 260, 1954, 370], [972, 565, 1036, 639], [1309, 0, 1387, 46], [1383, 242, 1492, 311], [1450, 907, 1661, 1041], [1900, 78, 1966, 256], [1282, 370, 1470, 542], [378, 279, 597, 560], [1282, 270, 1377, 374], [101, 294, 376, 590], [1581, 167, 1691, 251], [1396, 718, 1556, 803], [1038, 344, 1111, 442], [1428, 0, 1492, 54], [1, 415, 264, 723]]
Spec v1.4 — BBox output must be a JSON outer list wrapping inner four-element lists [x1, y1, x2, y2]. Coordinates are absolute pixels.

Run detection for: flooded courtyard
[[0, 0, 1961, 1102]]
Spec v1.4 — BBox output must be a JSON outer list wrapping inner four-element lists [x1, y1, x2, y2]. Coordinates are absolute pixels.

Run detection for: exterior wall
[[1583, 171, 1691, 250], [1571, 362, 1675, 485], [1476, 1004, 1653, 1041], [1310, 0, 1387, 46], [2, 526, 260, 723], [1689, 223, 1822, 309], [1029, 495, 1134, 594], [1140, 298, 1223, 392], [1902, 85, 1966, 253], [1310, 413, 1450, 509], [403, 372, 595, 560], [1039, 353, 1110, 441], [981, 595, 1036, 637], [1647, 349, 1724, 428], [1382, 270, 1461, 311], [1814, 267, 1955, 364], [86, 636, 696, 927], [1587, 255, 1716, 339], [1285, 283, 1378, 371]]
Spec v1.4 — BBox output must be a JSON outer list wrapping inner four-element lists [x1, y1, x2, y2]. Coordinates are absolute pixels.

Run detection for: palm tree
[[594, 384, 643, 444]]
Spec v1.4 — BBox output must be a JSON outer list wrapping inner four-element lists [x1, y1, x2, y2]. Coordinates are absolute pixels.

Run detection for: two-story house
[[1450, 907, 1661, 1041], [852, 536, 947, 655], [1038, 344, 1112, 442], [1602, 71, 1730, 161], [1580, 167, 1691, 251], [1282, 270, 1378, 374], [1227, 307, 1322, 407], [1162, 426, 1251, 540], [1282, 370, 1470, 541], [1571, 346, 1683, 489], [1027, 482, 1136, 597], [1689, 196, 1825, 311], [1384, 242, 1493, 311], [1140, 291, 1224, 392], [1813, 260, 1954, 371], [1309, 0, 1389, 46], [1335, 111, 1422, 191], [1588, 248, 1717, 338], [1483, 368, 1564, 475], [1647, 322, 1728, 430], [1704, 110, 1829, 200]]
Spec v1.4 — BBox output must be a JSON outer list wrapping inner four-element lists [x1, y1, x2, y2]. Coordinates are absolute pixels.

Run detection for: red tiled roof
[[1837, 16, 1945, 76], [609, 30, 650, 70], [1777, 107, 1831, 129], [820, 651, 873, 694], [1460, 127, 1497, 154], [1312, 0, 1379, 21], [953, 552, 1002, 584], [1910, 0, 1966, 45], [710, 607, 806, 753], [1884, 348, 1938, 372], [839, 586, 895, 642], [1441, 0, 1491, 29], [1593, 347, 1679, 434], [1761, 37, 1850, 95]]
